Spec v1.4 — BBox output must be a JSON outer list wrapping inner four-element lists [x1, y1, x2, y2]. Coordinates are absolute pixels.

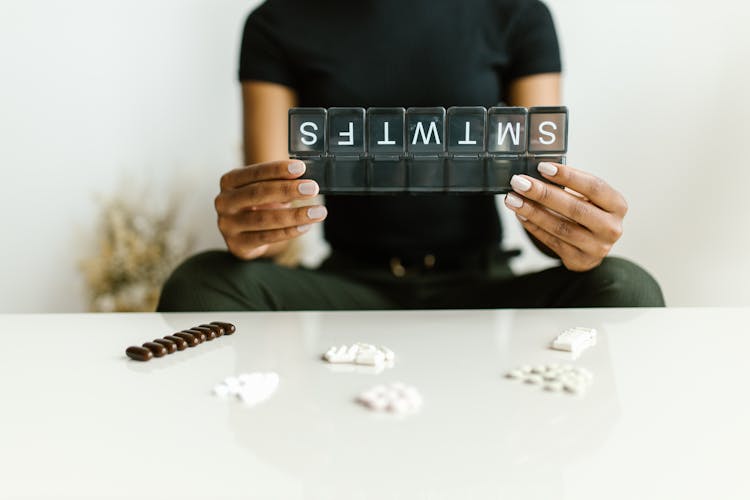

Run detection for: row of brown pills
[[125, 321, 236, 361]]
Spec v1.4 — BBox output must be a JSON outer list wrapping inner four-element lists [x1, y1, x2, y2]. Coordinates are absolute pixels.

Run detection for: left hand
[[503, 162, 628, 272]]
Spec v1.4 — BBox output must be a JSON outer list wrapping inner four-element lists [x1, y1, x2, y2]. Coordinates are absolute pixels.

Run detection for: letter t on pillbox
[[288, 107, 327, 189], [327, 107, 367, 192], [447, 106, 486, 192], [368, 107, 407, 192]]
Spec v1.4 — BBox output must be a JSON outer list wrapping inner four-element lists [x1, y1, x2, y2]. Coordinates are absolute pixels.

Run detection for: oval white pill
[[544, 381, 563, 392], [524, 375, 543, 385]]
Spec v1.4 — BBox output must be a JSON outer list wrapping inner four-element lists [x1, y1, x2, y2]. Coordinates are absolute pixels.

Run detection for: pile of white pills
[[551, 327, 597, 357], [357, 382, 423, 415], [213, 372, 279, 406], [505, 364, 593, 395], [323, 343, 395, 367]]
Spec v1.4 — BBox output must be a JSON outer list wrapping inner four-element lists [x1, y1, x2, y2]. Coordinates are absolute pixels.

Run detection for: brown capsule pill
[[164, 335, 188, 351], [210, 321, 235, 335], [173, 332, 199, 347], [142, 342, 168, 357], [191, 326, 216, 340], [199, 324, 224, 337], [183, 329, 206, 343], [153, 338, 177, 354], [126, 346, 153, 361]]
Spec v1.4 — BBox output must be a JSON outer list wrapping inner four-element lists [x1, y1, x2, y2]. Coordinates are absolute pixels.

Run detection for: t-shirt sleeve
[[238, 6, 295, 86], [505, 0, 562, 80]]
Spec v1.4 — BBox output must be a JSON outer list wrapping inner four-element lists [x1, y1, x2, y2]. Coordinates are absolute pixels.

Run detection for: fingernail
[[307, 206, 327, 219], [510, 175, 532, 192], [505, 193, 524, 208], [517, 214, 528, 222], [297, 224, 312, 233], [298, 181, 318, 196], [288, 161, 306, 175], [537, 162, 558, 176]]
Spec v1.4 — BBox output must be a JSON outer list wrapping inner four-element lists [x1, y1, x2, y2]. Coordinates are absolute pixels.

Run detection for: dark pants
[[156, 249, 665, 312]]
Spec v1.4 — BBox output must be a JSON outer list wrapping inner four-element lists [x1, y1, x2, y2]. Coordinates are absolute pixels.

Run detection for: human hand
[[214, 160, 326, 260], [503, 162, 627, 272]]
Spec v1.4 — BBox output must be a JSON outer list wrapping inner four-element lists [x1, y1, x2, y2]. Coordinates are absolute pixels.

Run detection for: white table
[[0, 308, 748, 499]]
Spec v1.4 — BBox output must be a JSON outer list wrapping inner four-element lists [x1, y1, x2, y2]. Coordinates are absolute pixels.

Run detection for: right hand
[[214, 159, 326, 260]]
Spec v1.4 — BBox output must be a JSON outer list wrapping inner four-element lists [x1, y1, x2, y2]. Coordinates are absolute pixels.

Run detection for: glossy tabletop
[[0, 308, 748, 499]]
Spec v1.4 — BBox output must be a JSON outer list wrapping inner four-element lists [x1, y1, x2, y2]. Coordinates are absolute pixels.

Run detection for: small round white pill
[[520, 365, 532, 373], [531, 365, 546, 374], [506, 370, 523, 379]]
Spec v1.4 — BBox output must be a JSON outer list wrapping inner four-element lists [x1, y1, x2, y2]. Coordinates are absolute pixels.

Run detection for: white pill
[[542, 372, 559, 381], [264, 372, 280, 386], [544, 381, 563, 392], [389, 398, 412, 414], [379, 346, 396, 362], [531, 365, 546, 374], [213, 384, 230, 397], [524, 375, 543, 385], [563, 382, 583, 394], [356, 350, 385, 366], [224, 376, 240, 387], [546, 363, 560, 371], [506, 370, 523, 379], [369, 397, 389, 411], [520, 365, 532, 373]]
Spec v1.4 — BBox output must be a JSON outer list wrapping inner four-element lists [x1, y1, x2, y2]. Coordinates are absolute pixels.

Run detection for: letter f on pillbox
[[328, 108, 366, 155], [528, 106, 568, 154], [406, 107, 446, 154], [288, 108, 327, 156]]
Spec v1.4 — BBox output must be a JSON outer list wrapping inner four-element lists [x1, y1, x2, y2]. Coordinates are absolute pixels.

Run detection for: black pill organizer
[[288, 106, 568, 194]]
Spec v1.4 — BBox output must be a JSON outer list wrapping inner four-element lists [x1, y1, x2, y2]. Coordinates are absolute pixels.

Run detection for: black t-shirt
[[239, 0, 561, 259]]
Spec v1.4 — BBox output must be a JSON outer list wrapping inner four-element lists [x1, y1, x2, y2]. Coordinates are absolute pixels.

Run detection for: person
[[157, 0, 664, 312]]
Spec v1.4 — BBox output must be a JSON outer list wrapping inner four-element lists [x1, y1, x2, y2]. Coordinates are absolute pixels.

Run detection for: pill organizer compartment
[[449, 157, 486, 192], [487, 157, 526, 193], [301, 158, 327, 189], [327, 157, 368, 193], [370, 158, 407, 193]]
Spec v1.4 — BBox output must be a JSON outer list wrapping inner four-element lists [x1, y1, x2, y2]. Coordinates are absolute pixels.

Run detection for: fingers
[[220, 160, 307, 190], [218, 205, 327, 236], [215, 179, 319, 215], [534, 162, 628, 216], [505, 193, 611, 258], [226, 225, 314, 259], [508, 174, 622, 237], [516, 216, 601, 272]]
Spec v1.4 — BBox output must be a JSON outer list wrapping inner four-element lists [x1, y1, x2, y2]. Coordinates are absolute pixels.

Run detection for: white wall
[[0, 0, 748, 311]]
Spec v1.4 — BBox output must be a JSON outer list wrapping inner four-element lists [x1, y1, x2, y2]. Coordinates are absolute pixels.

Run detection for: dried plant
[[80, 191, 194, 312]]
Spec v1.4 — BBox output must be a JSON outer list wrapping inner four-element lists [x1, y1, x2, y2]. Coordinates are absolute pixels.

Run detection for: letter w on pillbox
[[288, 106, 568, 193]]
